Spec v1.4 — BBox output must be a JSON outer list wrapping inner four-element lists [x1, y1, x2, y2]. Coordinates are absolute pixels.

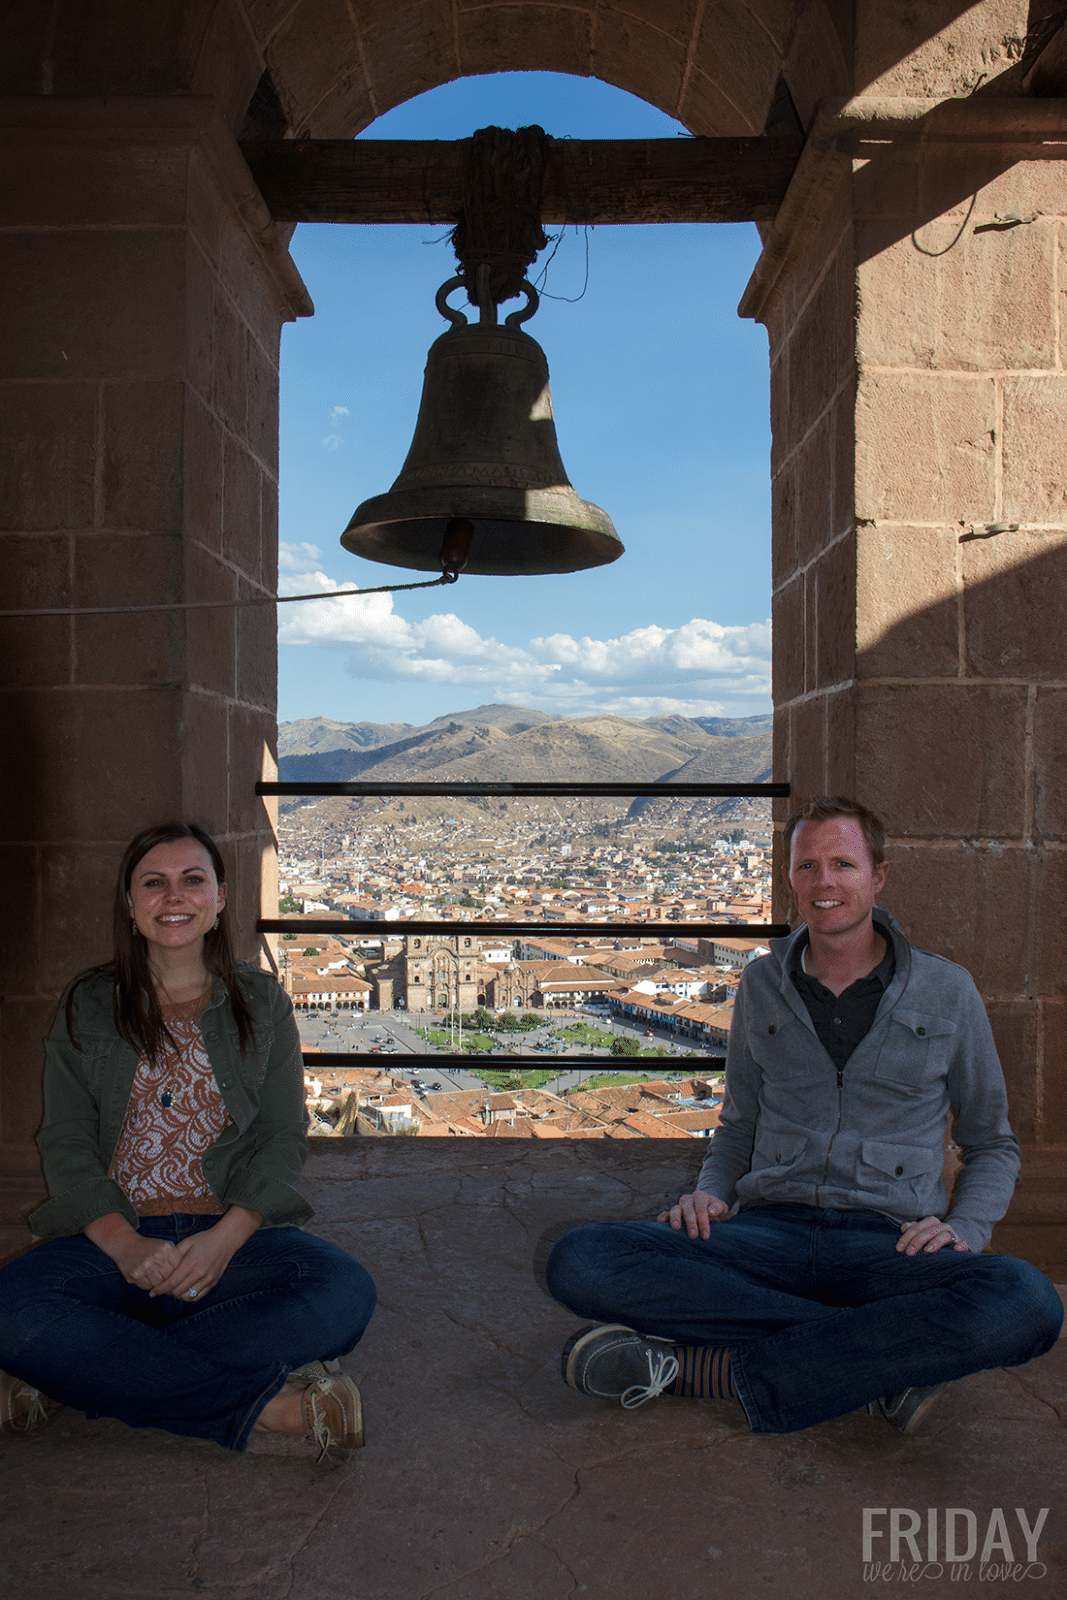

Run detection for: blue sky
[[278, 72, 771, 728]]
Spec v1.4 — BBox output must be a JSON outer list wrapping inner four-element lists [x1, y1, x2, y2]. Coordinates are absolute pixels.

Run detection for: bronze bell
[[341, 277, 623, 577]]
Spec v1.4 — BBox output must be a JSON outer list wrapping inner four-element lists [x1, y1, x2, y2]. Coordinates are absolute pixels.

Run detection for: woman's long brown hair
[[65, 822, 257, 1060]]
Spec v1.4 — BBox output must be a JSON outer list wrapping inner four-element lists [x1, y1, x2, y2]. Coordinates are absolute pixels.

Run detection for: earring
[[130, 918, 138, 934], [212, 915, 219, 931]]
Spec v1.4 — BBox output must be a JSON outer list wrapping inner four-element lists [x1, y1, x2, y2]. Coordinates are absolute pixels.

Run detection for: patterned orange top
[[108, 996, 230, 1216]]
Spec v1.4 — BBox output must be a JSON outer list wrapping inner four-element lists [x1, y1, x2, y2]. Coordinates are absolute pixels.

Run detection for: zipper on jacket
[[819, 1066, 845, 1186]]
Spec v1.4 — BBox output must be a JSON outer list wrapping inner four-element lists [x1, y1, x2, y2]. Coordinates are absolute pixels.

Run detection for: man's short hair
[[783, 796, 887, 868]]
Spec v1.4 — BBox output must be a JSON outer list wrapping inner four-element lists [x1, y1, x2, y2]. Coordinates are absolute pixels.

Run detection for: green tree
[[302, 948, 319, 957], [278, 893, 300, 914], [610, 1036, 642, 1057], [519, 1012, 542, 1030], [472, 1007, 495, 1029], [498, 1012, 520, 1033]]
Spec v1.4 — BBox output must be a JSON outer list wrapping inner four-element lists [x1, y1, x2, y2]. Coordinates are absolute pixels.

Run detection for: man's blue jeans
[[0, 1216, 376, 1451], [545, 1206, 1063, 1434]]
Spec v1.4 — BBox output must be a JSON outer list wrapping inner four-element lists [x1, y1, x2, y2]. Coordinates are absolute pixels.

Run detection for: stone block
[[856, 220, 1056, 371], [232, 828, 273, 963], [226, 705, 278, 837], [266, 0, 362, 129], [188, 0, 264, 129], [39, 844, 119, 992], [985, 999, 1038, 1145], [771, 572, 804, 703], [237, 589, 278, 713], [785, 693, 825, 803], [883, 842, 1039, 997], [963, 532, 1067, 680], [855, 372, 996, 524], [0, 846, 41, 995], [364, 5, 458, 129], [770, 457, 798, 584], [47, 3, 211, 96], [784, 262, 848, 459], [851, 148, 917, 221], [457, 6, 590, 76], [1043, 1000, 1067, 1145], [184, 238, 216, 403], [178, 690, 231, 840], [592, 9, 686, 109], [211, 286, 250, 442], [1, 231, 185, 381], [244, 325, 280, 477], [1031, 848, 1067, 1000], [0, 998, 55, 1149], [183, 390, 224, 553], [0, 534, 72, 687], [855, 682, 1027, 841], [1002, 376, 1067, 525], [0, 137, 189, 228], [690, 4, 779, 133], [221, 434, 265, 584], [182, 542, 237, 698], [853, 3, 1009, 101], [829, 380, 856, 542], [0, 687, 183, 843], [102, 381, 185, 535], [811, 534, 855, 690], [794, 409, 834, 571], [919, 147, 1067, 223], [72, 531, 182, 688], [1033, 687, 1067, 841], [855, 525, 959, 679], [768, 343, 790, 475], [305, 70, 378, 139], [823, 685, 856, 798], [609, 0, 701, 39], [0, 383, 96, 532]]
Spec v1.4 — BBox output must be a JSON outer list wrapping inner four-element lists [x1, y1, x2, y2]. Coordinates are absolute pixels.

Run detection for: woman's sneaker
[[300, 1373, 365, 1459], [0, 1371, 62, 1435], [562, 1323, 679, 1409]]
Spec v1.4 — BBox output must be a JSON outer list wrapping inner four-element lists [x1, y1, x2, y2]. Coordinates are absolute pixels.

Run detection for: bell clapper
[[439, 518, 474, 577]]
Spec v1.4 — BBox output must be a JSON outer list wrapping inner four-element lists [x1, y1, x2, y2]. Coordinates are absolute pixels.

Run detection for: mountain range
[[278, 704, 773, 788]]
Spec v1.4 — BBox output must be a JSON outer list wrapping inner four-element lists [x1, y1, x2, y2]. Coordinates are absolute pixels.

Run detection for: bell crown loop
[[435, 272, 540, 331]]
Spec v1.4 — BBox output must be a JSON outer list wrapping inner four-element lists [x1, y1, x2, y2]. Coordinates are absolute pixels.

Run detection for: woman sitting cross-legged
[[0, 821, 376, 1457]]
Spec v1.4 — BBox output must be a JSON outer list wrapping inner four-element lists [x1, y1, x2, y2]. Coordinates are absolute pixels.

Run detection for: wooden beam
[[240, 137, 803, 225]]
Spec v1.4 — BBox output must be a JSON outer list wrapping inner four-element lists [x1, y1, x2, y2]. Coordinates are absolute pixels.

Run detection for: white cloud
[[330, 405, 351, 423], [321, 434, 342, 451], [277, 556, 770, 716]]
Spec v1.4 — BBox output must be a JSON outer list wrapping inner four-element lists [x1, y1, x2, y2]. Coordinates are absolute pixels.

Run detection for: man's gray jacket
[[695, 909, 1019, 1252]]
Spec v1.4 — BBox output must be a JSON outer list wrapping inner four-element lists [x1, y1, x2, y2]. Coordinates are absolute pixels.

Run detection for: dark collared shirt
[[790, 932, 896, 1072]]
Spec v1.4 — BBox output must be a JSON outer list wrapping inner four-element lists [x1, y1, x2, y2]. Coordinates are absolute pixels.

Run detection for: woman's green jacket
[[30, 964, 313, 1238]]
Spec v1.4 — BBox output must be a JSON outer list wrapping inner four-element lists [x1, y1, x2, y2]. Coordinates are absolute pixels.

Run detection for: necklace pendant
[[160, 1090, 173, 1109]]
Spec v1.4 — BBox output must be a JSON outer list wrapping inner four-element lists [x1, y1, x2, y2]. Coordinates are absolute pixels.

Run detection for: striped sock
[[668, 1345, 736, 1399]]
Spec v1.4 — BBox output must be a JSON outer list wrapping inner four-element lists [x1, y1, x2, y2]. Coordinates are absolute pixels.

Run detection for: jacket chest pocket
[[874, 1011, 956, 1089]]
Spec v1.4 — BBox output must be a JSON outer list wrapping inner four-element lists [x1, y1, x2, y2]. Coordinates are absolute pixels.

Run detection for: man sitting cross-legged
[[545, 797, 1063, 1435]]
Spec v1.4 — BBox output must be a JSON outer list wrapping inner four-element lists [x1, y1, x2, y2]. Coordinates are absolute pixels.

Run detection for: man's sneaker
[[0, 1371, 62, 1435], [300, 1373, 365, 1459], [562, 1323, 679, 1409], [878, 1383, 948, 1434]]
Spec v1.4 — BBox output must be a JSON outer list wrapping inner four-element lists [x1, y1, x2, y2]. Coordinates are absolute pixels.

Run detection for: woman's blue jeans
[[545, 1206, 1063, 1434], [0, 1216, 377, 1451]]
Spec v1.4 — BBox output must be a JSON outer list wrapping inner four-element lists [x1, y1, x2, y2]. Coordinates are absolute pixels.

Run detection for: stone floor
[[2, 1140, 1065, 1600]]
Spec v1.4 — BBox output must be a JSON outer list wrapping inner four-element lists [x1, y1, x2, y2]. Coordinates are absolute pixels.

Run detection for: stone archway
[[3, 2, 1066, 1265]]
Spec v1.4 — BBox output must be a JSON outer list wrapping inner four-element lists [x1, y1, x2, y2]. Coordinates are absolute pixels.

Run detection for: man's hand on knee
[[897, 1215, 971, 1255], [657, 1190, 729, 1240]]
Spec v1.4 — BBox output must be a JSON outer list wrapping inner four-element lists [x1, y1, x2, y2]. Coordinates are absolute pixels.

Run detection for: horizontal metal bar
[[260, 919, 786, 938], [302, 1052, 726, 1070], [260, 780, 787, 797]]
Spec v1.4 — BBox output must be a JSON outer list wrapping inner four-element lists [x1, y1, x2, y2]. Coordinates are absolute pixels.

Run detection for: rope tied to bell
[[450, 125, 551, 308]]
